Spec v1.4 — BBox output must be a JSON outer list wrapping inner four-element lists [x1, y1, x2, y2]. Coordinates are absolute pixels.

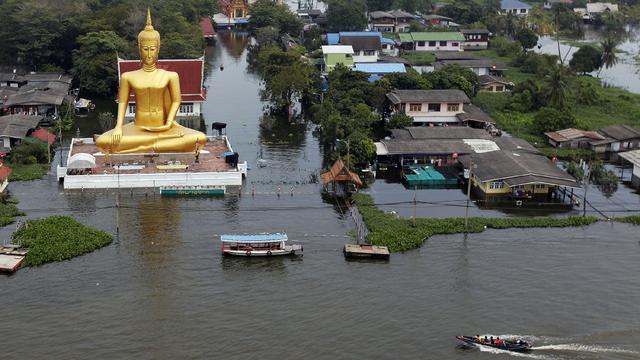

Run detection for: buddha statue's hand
[[141, 121, 174, 132], [111, 127, 122, 145]]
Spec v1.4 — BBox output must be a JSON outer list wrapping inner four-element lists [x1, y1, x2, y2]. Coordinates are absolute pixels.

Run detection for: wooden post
[[412, 186, 417, 227], [465, 158, 473, 231]]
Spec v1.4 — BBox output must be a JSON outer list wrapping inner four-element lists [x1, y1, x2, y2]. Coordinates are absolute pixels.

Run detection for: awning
[[67, 153, 96, 169], [220, 233, 288, 243]]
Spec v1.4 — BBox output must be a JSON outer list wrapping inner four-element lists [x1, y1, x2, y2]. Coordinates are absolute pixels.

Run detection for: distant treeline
[[0, 0, 218, 95]]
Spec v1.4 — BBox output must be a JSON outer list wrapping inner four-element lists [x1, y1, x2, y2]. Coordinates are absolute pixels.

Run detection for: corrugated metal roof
[[354, 63, 406, 73], [0, 114, 41, 139], [387, 89, 470, 104], [118, 58, 206, 102], [501, 0, 532, 9], [398, 33, 413, 43], [598, 125, 640, 141], [619, 149, 640, 166], [408, 32, 465, 42], [321, 45, 354, 54], [199, 17, 215, 37], [221, 233, 288, 243], [327, 33, 340, 45]]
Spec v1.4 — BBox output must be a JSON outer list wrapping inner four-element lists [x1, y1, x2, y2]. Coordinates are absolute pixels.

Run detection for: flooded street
[[1, 33, 640, 359], [536, 25, 640, 93]]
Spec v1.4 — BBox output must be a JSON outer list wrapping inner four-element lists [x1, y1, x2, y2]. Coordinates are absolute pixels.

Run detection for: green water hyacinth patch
[[353, 193, 599, 252], [13, 216, 113, 267]]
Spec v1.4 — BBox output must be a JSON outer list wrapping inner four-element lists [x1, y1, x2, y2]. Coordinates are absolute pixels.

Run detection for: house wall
[[0, 178, 7, 193], [2, 137, 10, 149], [381, 44, 398, 56], [414, 40, 463, 52], [462, 41, 489, 50], [480, 83, 508, 92], [477, 179, 552, 196], [324, 53, 354, 71], [632, 165, 640, 188], [352, 50, 379, 63], [501, 8, 529, 15], [396, 101, 464, 120]]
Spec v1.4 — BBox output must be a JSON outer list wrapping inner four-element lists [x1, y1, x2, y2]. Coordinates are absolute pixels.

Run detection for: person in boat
[[484, 336, 489, 343], [475, 335, 482, 342], [495, 337, 502, 347], [490, 336, 494, 344]]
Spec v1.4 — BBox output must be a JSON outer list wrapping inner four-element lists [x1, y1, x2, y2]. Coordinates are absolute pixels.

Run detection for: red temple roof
[[31, 128, 56, 145], [117, 58, 207, 102], [200, 17, 216, 38]]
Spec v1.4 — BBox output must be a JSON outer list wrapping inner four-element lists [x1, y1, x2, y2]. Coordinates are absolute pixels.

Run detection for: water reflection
[[220, 256, 294, 274], [217, 31, 251, 60]]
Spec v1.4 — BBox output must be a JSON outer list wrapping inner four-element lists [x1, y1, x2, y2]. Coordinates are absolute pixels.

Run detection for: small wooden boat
[[220, 233, 302, 257], [456, 335, 532, 352]]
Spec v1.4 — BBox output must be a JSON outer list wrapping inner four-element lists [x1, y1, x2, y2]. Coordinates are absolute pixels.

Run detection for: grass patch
[[400, 52, 435, 66], [353, 193, 599, 252], [13, 215, 113, 267], [8, 163, 49, 181], [614, 216, 640, 225]]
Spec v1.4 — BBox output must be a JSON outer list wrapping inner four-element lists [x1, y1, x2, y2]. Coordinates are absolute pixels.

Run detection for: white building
[[399, 32, 465, 52], [500, 0, 531, 16]]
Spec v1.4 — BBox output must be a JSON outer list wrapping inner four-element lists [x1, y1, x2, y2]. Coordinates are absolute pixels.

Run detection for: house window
[[447, 103, 459, 112], [428, 41, 436, 47], [489, 181, 504, 189], [495, 85, 504, 92], [520, 8, 526, 13], [409, 103, 422, 112], [235, 8, 244, 17], [452, 42, 459, 47], [417, 41, 425, 47], [128, 104, 136, 114], [428, 103, 441, 112], [440, 41, 447, 46], [364, 50, 376, 56], [535, 184, 546, 189], [179, 103, 194, 114], [345, 54, 352, 58]]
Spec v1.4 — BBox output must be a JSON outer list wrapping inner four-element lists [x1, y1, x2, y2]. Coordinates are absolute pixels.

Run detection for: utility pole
[[465, 158, 473, 231], [583, 160, 590, 217], [413, 185, 417, 227]]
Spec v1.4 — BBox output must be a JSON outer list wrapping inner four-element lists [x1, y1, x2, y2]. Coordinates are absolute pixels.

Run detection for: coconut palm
[[598, 37, 618, 77], [543, 64, 572, 109]]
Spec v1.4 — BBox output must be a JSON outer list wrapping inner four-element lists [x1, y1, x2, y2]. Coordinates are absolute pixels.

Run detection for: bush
[[8, 141, 48, 165], [353, 193, 599, 252], [491, 37, 521, 58], [13, 216, 113, 267], [533, 107, 577, 134], [387, 113, 413, 130]]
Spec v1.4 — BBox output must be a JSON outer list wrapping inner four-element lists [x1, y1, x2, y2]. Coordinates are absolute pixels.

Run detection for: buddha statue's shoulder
[[157, 69, 179, 80]]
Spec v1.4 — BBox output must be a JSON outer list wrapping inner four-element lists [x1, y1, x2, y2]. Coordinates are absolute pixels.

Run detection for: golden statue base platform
[[59, 136, 246, 190]]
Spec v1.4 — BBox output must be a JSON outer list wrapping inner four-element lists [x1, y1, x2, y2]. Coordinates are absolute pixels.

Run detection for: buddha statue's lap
[[95, 9, 207, 155]]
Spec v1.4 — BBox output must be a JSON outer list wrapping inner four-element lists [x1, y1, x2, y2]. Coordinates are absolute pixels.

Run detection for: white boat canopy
[[220, 233, 288, 243], [67, 153, 97, 169]]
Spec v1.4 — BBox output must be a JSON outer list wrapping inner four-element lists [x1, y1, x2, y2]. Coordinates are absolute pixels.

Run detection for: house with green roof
[[398, 32, 465, 52]]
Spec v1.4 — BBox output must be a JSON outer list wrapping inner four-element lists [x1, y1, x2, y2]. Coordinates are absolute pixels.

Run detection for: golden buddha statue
[[96, 10, 207, 154]]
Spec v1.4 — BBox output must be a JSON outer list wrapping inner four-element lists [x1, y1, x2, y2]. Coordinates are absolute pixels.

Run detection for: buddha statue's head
[[138, 9, 161, 69]]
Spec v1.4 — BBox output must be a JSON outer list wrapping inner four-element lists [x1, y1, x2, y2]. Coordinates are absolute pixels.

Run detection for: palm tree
[[543, 64, 572, 109], [598, 37, 618, 77]]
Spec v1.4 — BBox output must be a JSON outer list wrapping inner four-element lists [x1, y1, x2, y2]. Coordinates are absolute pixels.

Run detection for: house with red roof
[[30, 128, 56, 145], [117, 57, 207, 122]]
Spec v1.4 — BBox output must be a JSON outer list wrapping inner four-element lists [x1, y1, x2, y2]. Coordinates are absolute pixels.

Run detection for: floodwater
[[536, 25, 640, 93], [1, 33, 640, 359]]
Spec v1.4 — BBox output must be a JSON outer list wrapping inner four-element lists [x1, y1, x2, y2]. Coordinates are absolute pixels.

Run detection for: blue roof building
[[354, 63, 406, 82], [500, 0, 531, 15]]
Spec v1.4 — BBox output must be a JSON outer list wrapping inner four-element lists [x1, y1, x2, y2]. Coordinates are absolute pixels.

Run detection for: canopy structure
[[220, 233, 288, 243], [67, 153, 96, 169]]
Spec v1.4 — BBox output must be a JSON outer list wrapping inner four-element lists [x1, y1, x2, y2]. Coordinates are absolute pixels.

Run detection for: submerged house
[[118, 57, 207, 122], [1, 72, 73, 118], [545, 128, 605, 148], [321, 159, 362, 195], [387, 89, 469, 125], [619, 150, 640, 189], [592, 125, 640, 154], [0, 114, 42, 153]]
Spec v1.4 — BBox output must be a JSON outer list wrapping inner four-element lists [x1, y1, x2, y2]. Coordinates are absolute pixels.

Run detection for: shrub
[[533, 107, 577, 134], [387, 113, 413, 130], [491, 37, 521, 57], [8, 141, 48, 165], [13, 216, 113, 267]]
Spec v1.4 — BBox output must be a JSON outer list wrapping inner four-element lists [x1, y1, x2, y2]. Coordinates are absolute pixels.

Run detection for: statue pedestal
[[60, 136, 246, 190]]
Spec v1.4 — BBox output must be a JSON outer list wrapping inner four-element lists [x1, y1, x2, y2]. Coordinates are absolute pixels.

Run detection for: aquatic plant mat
[[13, 216, 113, 267], [0, 198, 25, 227], [353, 193, 600, 252]]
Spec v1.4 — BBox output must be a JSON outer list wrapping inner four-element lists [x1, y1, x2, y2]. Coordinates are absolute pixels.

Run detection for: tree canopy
[[327, 0, 367, 32], [569, 45, 603, 75]]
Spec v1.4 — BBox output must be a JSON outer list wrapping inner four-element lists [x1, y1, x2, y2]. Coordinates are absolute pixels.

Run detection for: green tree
[[533, 107, 577, 134], [345, 130, 376, 166], [569, 45, 603, 75], [387, 112, 414, 129], [327, 0, 367, 32], [598, 37, 618, 77], [542, 64, 572, 109], [250, 0, 303, 34], [424, 65, 478, 97], [515, 28, 538, 52], [72, 31, 126, 96]]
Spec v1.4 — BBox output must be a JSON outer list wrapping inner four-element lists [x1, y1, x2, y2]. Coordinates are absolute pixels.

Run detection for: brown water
[[1, 33, 639, 360]]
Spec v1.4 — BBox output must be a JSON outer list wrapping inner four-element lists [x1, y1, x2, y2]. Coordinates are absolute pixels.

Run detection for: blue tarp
[[328, 32, 384, 45], [354, 63, 406, 74], [221, 233, 288, 242], [381, 37, 395, 45], [327, 33, 340, 45]]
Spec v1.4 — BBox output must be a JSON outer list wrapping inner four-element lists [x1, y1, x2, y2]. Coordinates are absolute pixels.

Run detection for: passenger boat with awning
[[220, 233, 303, 257], [456, 335, 532, 352]]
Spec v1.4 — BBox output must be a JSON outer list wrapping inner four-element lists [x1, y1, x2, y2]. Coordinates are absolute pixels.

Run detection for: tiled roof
[[0, 114, 42, 139], [387, 89, 470, 104], [320, 159, 362, 186], [0, 165, 11, 181], [598, 125, 640, 141], [118, 58, 206, 102], [200, 17, 215, 38], [545, 128, 605, 142], [30, 128, 56, 145]]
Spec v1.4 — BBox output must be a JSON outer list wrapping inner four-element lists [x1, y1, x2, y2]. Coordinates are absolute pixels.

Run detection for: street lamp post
[[336, 138, 350, 169]]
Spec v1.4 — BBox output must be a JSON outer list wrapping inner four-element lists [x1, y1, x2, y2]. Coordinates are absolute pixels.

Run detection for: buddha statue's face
[[139, 40, 159, 66]]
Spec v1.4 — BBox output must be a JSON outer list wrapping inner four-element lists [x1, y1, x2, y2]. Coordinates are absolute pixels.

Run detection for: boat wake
[[532, 344, 639, 355], [476, 344, 557, 359]]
